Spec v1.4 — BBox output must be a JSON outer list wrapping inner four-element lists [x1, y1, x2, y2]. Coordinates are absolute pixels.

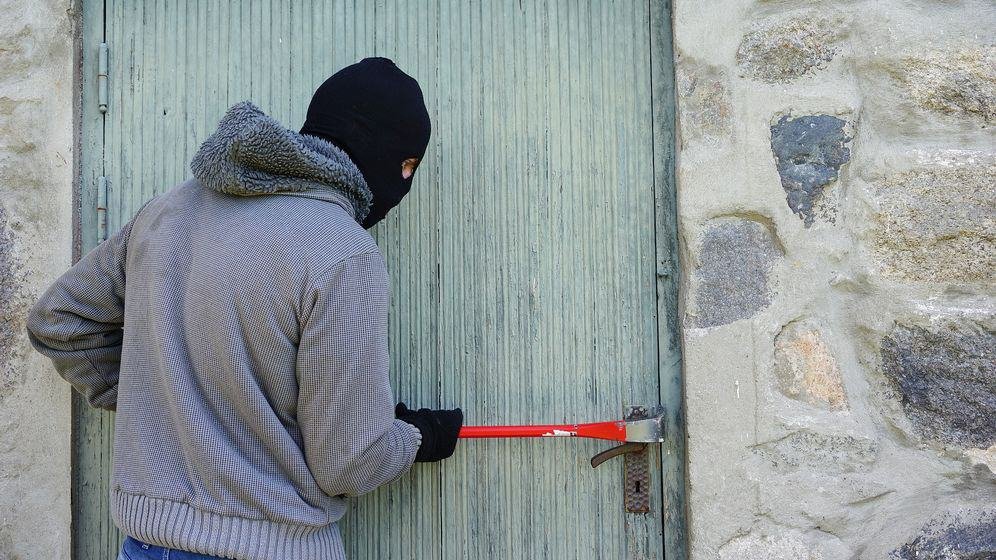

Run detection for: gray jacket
[[26, 100, 421, 560]]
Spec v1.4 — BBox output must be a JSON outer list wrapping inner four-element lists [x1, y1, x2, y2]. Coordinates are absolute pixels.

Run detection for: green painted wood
[[78, 1, 680, 558], [75, 2, 117, 560]]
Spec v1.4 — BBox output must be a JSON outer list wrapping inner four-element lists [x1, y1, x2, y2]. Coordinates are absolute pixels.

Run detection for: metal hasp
[[623, 406, 666, 442], [589, 405, 665, 514]]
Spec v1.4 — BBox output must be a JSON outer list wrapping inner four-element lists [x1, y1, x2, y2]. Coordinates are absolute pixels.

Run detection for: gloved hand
[[395, 402, 463, 462]]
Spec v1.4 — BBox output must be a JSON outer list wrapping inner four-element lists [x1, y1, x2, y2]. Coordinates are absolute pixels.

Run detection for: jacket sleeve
[[296, 251, 422, 498], [25, 212, 142, 412]]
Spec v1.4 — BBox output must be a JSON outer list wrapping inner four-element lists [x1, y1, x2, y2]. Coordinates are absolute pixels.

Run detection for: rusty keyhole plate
[[624, 405, 652, 513]]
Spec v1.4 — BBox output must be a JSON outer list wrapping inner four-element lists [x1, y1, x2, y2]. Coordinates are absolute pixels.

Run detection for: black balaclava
[[299, 57, 431, 228]]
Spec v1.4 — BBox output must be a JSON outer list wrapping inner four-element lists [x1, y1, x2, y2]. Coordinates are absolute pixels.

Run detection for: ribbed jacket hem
[[111, 487, 345, 560]]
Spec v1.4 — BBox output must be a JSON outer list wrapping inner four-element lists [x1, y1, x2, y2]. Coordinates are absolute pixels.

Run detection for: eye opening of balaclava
[[300, 57, 432, 228]]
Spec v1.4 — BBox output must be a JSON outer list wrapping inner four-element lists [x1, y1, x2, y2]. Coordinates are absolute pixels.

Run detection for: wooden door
[[78, 1, 684, 558]]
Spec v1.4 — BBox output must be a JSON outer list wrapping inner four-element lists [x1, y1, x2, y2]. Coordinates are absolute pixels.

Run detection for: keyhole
[[635, 481, 641, 493]]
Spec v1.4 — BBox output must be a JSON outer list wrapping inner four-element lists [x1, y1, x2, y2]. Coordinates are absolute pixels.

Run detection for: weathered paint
[[650, 2, 688, 558], [80, 1, 680, 558], [544, 430, 578, 437]]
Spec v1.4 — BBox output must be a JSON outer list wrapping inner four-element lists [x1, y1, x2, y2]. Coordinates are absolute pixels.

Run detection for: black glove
[[395, 402, 463, 462]]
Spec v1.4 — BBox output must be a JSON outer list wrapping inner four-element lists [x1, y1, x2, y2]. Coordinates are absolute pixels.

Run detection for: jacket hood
[[190, 100, 373, 222]]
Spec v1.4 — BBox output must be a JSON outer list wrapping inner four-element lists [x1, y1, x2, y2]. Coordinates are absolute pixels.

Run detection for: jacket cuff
[[384, 418, 422, 483]]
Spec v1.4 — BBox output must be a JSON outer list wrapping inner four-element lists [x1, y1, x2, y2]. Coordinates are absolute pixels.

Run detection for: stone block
[[690, 218, 782, 328], [774, 321, 847, 411], [737, 15, 843, 83], [891, 46, 995, 123], [770, 114, 852, 227], [676, 57, 732, 142], [753, 429, 878, 475], [870, 159, 995, 284], [880, 319, 996, 448], [892, 508, 996, 560]]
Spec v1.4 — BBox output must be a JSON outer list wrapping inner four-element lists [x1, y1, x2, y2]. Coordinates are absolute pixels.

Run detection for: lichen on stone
[[880, 319, 996, 449], [892, 46, 996, 123], [736, 15, 843, 83], [690, 218, 782, 328], [676, 57, 732, 142], [871, 159, 995, 284], [770, 114, 852, 227]]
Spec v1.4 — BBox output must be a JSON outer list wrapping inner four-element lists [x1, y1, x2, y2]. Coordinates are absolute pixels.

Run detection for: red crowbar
[[458, 405, 665, 468]]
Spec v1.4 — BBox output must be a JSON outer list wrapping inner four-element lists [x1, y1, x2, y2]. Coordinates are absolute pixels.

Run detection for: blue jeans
[[117, 535, 232, 560]]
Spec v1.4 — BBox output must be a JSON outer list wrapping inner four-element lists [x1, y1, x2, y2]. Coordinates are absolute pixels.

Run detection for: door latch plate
[[624, 405, 652, 513]]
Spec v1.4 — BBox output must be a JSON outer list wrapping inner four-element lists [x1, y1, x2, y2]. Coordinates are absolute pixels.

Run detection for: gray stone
[[774, 321, 847, 411], [736, 16, 843, 83], [691, 219, 782, 328], [892, 46, 996, 123], [770, 115, 852, 227], [753, 429, 878, 475], [871, 159, 995, 284], [880, 320, 996, 448], [893, 508, 996, 560]]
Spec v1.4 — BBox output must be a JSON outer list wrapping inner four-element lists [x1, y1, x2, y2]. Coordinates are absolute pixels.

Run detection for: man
[[26, 57, 462, 560]]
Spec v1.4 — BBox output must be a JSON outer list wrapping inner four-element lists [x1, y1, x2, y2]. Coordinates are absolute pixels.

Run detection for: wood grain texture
[[79, 1, 679, 558]]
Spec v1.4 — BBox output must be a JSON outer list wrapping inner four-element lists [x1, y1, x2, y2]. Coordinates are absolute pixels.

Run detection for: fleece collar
[[189, 100, 373, 223]]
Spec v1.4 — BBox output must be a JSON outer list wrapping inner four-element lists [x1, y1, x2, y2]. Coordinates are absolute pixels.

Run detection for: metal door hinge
[[97, 176, 108, 242], [97, 42, 108, 113]]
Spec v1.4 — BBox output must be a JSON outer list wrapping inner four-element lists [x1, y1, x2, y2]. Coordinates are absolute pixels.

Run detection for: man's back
[[113, 176, 374, 527], [27, 100, 422, 560]]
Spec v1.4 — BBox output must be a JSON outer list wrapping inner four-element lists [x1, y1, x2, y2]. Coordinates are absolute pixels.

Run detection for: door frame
[[648, 2, 689, 558]]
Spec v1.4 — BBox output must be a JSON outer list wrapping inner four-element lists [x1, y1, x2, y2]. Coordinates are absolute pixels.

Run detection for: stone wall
[[0, 0, 76, 558], [674, 0, 995, 558]]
